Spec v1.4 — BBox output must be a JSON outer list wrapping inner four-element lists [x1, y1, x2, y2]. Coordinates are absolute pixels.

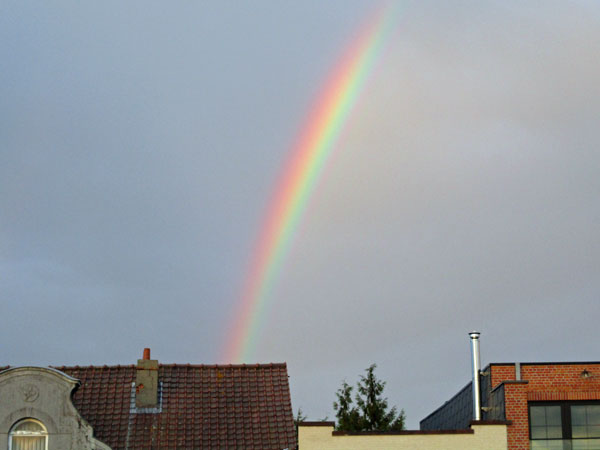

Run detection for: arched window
[[8, 419, 48, 450]]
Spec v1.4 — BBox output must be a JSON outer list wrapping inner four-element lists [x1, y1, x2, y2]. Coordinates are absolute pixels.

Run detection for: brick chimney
[[136, 348, 158, 408]]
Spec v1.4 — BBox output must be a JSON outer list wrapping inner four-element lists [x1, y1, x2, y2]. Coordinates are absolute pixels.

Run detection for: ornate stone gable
[[0, 367, 110, 450]]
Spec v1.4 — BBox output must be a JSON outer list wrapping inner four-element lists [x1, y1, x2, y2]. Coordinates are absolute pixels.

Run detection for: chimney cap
[[143, 348, 151, 360], [469, 331, 481, 339]]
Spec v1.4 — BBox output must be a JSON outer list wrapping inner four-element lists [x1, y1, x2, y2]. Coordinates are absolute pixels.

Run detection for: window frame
[[8, 418, 48, 450], [529, 401, 600, 445]]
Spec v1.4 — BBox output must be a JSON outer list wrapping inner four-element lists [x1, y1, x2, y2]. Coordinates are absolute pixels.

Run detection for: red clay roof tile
[[48, 363, 296, 450]]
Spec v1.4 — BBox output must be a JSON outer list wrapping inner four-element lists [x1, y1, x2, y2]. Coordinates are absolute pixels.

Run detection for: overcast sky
[[2, 0, 599, 428]]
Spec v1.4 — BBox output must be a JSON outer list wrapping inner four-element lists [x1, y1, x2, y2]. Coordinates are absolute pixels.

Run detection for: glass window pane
[[10, 420, 47, 450], [532, 407, 548, 425], [587, 407, 600, 426], [571, 406, 600, 439], [572, 439, 600, 450], [531, 405, 564, 440], [573, 407, 587, 426], [11, 436, 46, 450], [547, 407, 562, 426], [530, 440, 569, 450], [13, 421, 44, 432], [547, 425, 563, 438]]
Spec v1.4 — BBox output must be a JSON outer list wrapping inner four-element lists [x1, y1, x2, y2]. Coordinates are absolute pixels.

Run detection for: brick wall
[[490, 364, 515, 389], [503, 382, 528, 450], [491, 363, 600, 450]]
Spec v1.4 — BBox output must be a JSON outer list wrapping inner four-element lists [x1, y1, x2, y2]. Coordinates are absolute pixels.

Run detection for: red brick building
[[421, 361, 600, 450]]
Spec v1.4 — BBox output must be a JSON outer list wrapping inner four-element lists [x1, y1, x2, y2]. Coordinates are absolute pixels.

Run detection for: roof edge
[[299, 421, 336, 427], [333, 429, 475, 436], [470, 420, 512, 426], [419, 380, 472, 424], [489, 361, 600, 366], [0, 366, 80, 385]]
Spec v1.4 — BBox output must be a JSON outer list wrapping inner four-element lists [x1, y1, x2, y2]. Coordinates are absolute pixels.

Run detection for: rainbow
[[223, 3, 401, 363]]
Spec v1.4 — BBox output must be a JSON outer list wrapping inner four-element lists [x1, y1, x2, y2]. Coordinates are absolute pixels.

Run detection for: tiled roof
[[52, 363, 296, 450]]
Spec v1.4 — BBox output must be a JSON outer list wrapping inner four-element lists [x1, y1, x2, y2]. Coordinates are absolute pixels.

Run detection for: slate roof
[[52, 363, 296, 450]]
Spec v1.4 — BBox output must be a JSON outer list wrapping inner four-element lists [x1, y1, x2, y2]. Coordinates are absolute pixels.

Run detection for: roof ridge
[[52, 364, 137, 369], [51, 362, 288, 369], [160, 362, 288, 368]]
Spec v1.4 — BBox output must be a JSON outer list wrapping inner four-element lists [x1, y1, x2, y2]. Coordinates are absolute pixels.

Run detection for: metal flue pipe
[[469, 331, 482, 421]]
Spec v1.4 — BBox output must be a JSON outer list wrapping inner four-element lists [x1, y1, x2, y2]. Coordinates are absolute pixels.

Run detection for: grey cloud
[[1, 0, 599, 428]]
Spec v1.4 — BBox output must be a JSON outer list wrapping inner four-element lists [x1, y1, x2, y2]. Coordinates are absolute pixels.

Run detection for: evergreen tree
[[356, 364, 405, 431], [333, 364, 405, 432], [333, 381, 363, 431]]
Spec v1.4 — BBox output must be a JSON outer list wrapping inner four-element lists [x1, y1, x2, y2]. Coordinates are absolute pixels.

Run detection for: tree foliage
[[294, 407, 307, 427], [333, 364, 405, 432], [332, 381, 363, 431]]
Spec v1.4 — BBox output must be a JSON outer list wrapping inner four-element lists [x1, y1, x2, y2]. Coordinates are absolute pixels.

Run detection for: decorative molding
[[20, 383, 39, 402], [528, 390, 600, 401]]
